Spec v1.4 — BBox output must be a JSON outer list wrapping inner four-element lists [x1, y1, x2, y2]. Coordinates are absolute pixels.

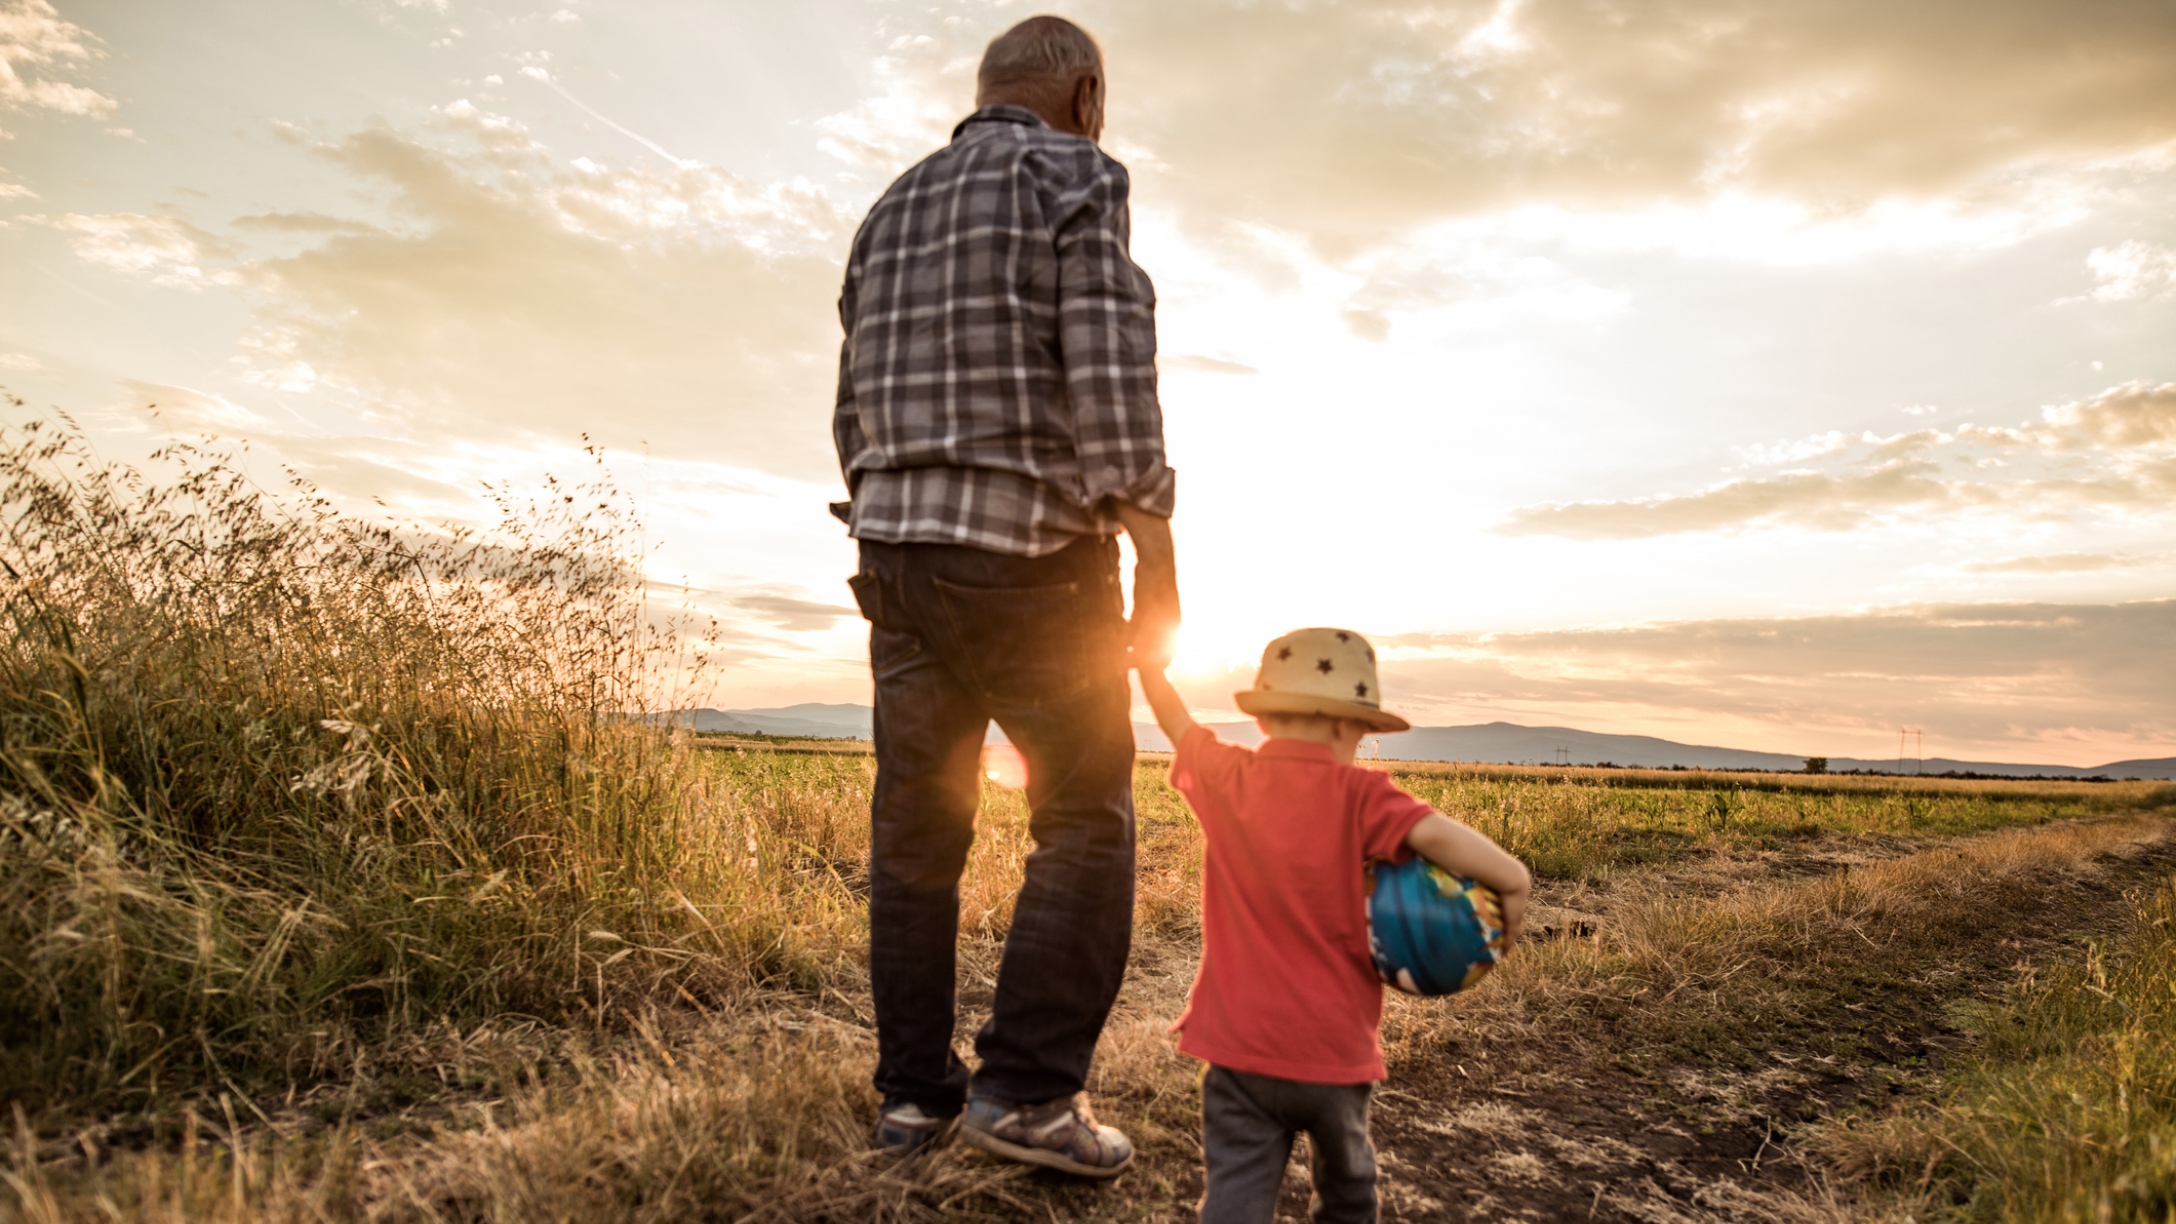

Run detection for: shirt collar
[[1256, 737, 1339, 762], [952, 104, 1048, 140]]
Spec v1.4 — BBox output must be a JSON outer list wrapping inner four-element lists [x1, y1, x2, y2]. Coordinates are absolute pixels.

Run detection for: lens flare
[[981, 743, 1029, 790]]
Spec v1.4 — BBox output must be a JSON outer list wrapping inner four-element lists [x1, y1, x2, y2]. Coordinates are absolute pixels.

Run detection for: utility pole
[[1898, 728, 1924, 774]]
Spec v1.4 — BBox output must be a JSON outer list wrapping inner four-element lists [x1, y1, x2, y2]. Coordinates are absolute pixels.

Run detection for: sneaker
[[873, 1102, 951, 1153], [958, 1093, 1135, 1179]]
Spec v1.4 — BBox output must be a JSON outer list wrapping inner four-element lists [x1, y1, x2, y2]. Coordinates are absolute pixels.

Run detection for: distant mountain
[[2094, 757, 2176, 781], [682, 704, 2176, 780], [1132, 720, 1807, 767], [676, 703, 873, 740]]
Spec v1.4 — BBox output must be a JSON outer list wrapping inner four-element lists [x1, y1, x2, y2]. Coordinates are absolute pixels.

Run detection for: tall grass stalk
[[0, 417, 851, 1126]]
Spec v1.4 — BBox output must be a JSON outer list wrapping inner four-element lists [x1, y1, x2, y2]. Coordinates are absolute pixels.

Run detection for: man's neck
[[975, 92, 1083, 138]]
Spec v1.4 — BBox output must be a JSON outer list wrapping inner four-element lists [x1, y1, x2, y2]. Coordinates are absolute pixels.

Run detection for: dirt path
[[1351, 818, 2176, 1223]]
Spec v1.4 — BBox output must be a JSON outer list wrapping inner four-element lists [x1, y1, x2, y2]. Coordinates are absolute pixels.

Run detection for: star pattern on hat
[[1355, 682, 1369, 698], [1335, 631, 1350, 642], [1277, 646, 1293, 661], [1316, 658, 1334, 674]]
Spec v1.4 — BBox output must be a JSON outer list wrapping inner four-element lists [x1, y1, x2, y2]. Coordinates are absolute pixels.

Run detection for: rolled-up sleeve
[[1050, 157, 1176, 518]]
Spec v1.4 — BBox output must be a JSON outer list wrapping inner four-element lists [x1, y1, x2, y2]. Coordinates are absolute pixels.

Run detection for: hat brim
[[1234, 690, 1411, 734]]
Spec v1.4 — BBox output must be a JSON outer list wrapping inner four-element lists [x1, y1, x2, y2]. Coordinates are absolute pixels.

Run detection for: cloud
[[2037, 381, 2176, 450], [0, 0, 116, 128], [1963, 552, 2171, 575], [122, 379, 483, 510], [1065, 0, 2176, 251], [1376, 598, 2176, 763], [237, 113, 853, 478], [2082, 240, 2176, 303], [1503, 382, 2176, 538], [40, 212, 239, 290], [1730, 430, 1853, 467], [1501, 463, 1972, 538], [124, 379, 276, 433], [1162, 354, 1258, 375], [731, 590, 857, 633], [232, 211, 385, 236]]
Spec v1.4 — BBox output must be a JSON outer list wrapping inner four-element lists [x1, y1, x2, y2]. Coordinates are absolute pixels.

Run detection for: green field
[[6, 419, 2175, 1222]]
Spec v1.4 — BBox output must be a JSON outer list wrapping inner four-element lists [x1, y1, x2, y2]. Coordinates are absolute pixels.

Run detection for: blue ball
[[1366, 857, 1508, 996]]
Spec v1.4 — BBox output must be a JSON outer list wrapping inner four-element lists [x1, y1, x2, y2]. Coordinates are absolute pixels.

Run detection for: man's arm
[[831, 338, 866, 519], [830, 263, 868, 509], [1048, 155, 1176, 523], [1113, 501, 1178, 666], [1405, 814, 1532, 950], [1044, 149, 1178, 657], [1134, 656, 1197, 750]]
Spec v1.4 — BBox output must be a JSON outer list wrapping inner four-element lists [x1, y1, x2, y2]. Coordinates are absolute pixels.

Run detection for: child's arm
[[1135, 662, 1198, 751], [1406, 814, 1532, 950]]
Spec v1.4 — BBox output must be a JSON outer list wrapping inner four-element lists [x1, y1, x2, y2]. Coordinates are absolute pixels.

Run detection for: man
[[831, 14, 1178, 1179]]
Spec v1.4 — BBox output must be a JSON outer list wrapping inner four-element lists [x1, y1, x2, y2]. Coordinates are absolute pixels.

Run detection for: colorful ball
[[1365, 857, 1507, 996]]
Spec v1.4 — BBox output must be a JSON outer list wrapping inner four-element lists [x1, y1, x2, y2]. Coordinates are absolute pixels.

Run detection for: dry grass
[[1256, 760, 2156, 880], [13, 794, 2163, 1221], [1821, 873, 2176, 1222], [7, 411, 2175, 1221], [1388, 812, 2175, 1077], [1367, 760, 2170, 799], [0, 417, 863, 1129]]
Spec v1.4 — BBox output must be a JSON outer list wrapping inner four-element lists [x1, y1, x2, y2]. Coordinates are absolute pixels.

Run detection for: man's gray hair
[[976, 15, 1102, 112]]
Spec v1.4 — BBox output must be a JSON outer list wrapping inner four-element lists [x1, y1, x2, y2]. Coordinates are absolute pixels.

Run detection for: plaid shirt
[[832, 105, 1175, 557]]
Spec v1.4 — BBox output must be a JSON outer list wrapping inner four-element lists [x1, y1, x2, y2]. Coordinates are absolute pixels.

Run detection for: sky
[[2, 0, 2173, 766]]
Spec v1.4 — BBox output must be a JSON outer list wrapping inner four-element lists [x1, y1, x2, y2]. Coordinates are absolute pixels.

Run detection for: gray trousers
[[1199, 1065, 1377, 1224]]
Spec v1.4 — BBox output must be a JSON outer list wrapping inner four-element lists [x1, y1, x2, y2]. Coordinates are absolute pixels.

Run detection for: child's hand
[[1496, 886, 1527, 952], [1135, 659, 1197, 746]]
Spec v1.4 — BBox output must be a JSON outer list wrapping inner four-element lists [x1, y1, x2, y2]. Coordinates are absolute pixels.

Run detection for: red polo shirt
[[1168, 726, 1434, 1084]]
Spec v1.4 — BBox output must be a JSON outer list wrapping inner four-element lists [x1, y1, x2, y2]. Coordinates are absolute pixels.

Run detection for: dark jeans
[[849, 536, 1137, 1115], [1199, 1066, 1377, 1224]]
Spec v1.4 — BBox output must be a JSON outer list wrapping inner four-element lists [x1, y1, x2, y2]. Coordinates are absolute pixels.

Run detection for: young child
[[1136, 628, 1531, 1224]]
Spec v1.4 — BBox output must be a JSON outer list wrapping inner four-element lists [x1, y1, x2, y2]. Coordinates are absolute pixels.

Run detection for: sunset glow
[[3, 0, 2171, 766]]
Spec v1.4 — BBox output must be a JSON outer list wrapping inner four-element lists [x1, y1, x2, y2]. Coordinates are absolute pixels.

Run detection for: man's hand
[[1112, 503, 1179, 669]]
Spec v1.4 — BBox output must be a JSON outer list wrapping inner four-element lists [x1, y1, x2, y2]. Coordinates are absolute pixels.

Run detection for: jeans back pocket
[[932, 577, 1092, 708]]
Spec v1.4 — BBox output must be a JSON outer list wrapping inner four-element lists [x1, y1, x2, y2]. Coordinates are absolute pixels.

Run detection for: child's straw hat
[[1234, 628, 1411, 733]]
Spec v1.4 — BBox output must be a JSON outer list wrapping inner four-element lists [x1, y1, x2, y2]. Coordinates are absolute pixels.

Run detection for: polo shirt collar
[[1256, 738, 1338, 762], [953, 104, 1047, 140]]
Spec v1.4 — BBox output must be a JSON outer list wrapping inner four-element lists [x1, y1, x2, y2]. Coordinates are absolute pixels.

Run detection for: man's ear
[[1073, 73, 1102, 138]]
